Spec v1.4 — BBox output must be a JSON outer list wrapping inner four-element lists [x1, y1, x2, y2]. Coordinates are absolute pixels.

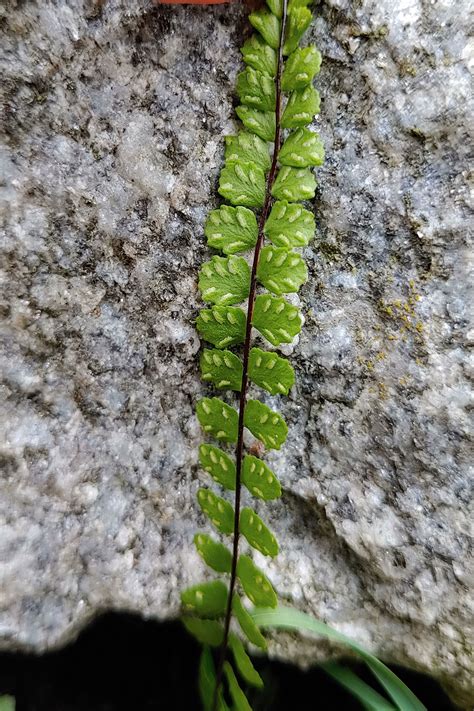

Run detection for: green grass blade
[[250, 606, 426, 711], [321, 662, 396, 711]]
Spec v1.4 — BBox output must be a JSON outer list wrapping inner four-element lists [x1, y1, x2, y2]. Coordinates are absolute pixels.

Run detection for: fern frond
[[185, 2, 325, 708]]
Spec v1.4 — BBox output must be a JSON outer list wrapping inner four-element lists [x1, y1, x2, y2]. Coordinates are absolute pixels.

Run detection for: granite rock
[[0, 0, 472, 706]]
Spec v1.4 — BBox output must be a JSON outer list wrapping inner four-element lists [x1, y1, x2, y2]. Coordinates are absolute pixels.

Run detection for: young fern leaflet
[[181, 1, 324, 708]]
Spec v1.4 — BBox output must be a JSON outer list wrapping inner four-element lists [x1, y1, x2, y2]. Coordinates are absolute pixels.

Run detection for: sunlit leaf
[[229, 633, 264, 688], [199, 444, 236, 491], [199, 255, 251, 306], [279, 127, 324, 168], [183, 617, 224, 647], [244, 399, 288, 450], [197, 397, 239, 443], [237, 554, 278, 608], [0, 699, 15, 711], [197, 488, 235, 534], [237, 67, 276, 112], [253, 294, 302, 347], [225, 132, 271, 173], [249, 9, 281, 49], [257, 246, 308, 295], [200, 349, 243, 392], [181, 580, 228, 617], [264, 200, 315, 249], [240, 507, 279, 557], [272, 165, 317, 202], [281, 85, 321, 128], [283, 6, 312, 55], [196, 306, 246, 349], [233, 594, 267, 649], [241, 34, 277, 78], [281, 45, 322, 90], [242, 455, 282, 500], [194, 533, 233, 573], [219, 159, 266, 207], [236, 105, 276, 142]]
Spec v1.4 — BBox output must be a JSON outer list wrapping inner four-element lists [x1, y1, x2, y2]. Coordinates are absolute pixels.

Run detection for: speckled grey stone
[[0, 0, 472, 707]]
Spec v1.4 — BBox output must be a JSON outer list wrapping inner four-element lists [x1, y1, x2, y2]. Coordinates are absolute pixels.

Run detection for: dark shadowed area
[[0, 613, 457, 710]]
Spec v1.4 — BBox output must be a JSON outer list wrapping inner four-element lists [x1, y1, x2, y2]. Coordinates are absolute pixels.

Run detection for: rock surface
[[1, 0, 472, 706]]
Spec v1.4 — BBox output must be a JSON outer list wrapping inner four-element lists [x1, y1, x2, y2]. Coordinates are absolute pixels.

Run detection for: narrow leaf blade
[[321, 662, 397, 711], [250, 606, 427, 711]]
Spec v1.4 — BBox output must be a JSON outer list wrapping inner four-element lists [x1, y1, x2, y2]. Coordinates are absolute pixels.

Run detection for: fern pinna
[[181, 1, 324, 708]]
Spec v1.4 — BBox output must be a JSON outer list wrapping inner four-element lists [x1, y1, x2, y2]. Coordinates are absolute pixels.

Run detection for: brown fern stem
[[211, 4, 289, 708]]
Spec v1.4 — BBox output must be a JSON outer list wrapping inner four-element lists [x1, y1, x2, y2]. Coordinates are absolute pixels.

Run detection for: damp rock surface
[[0, 1, 472, 707]]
